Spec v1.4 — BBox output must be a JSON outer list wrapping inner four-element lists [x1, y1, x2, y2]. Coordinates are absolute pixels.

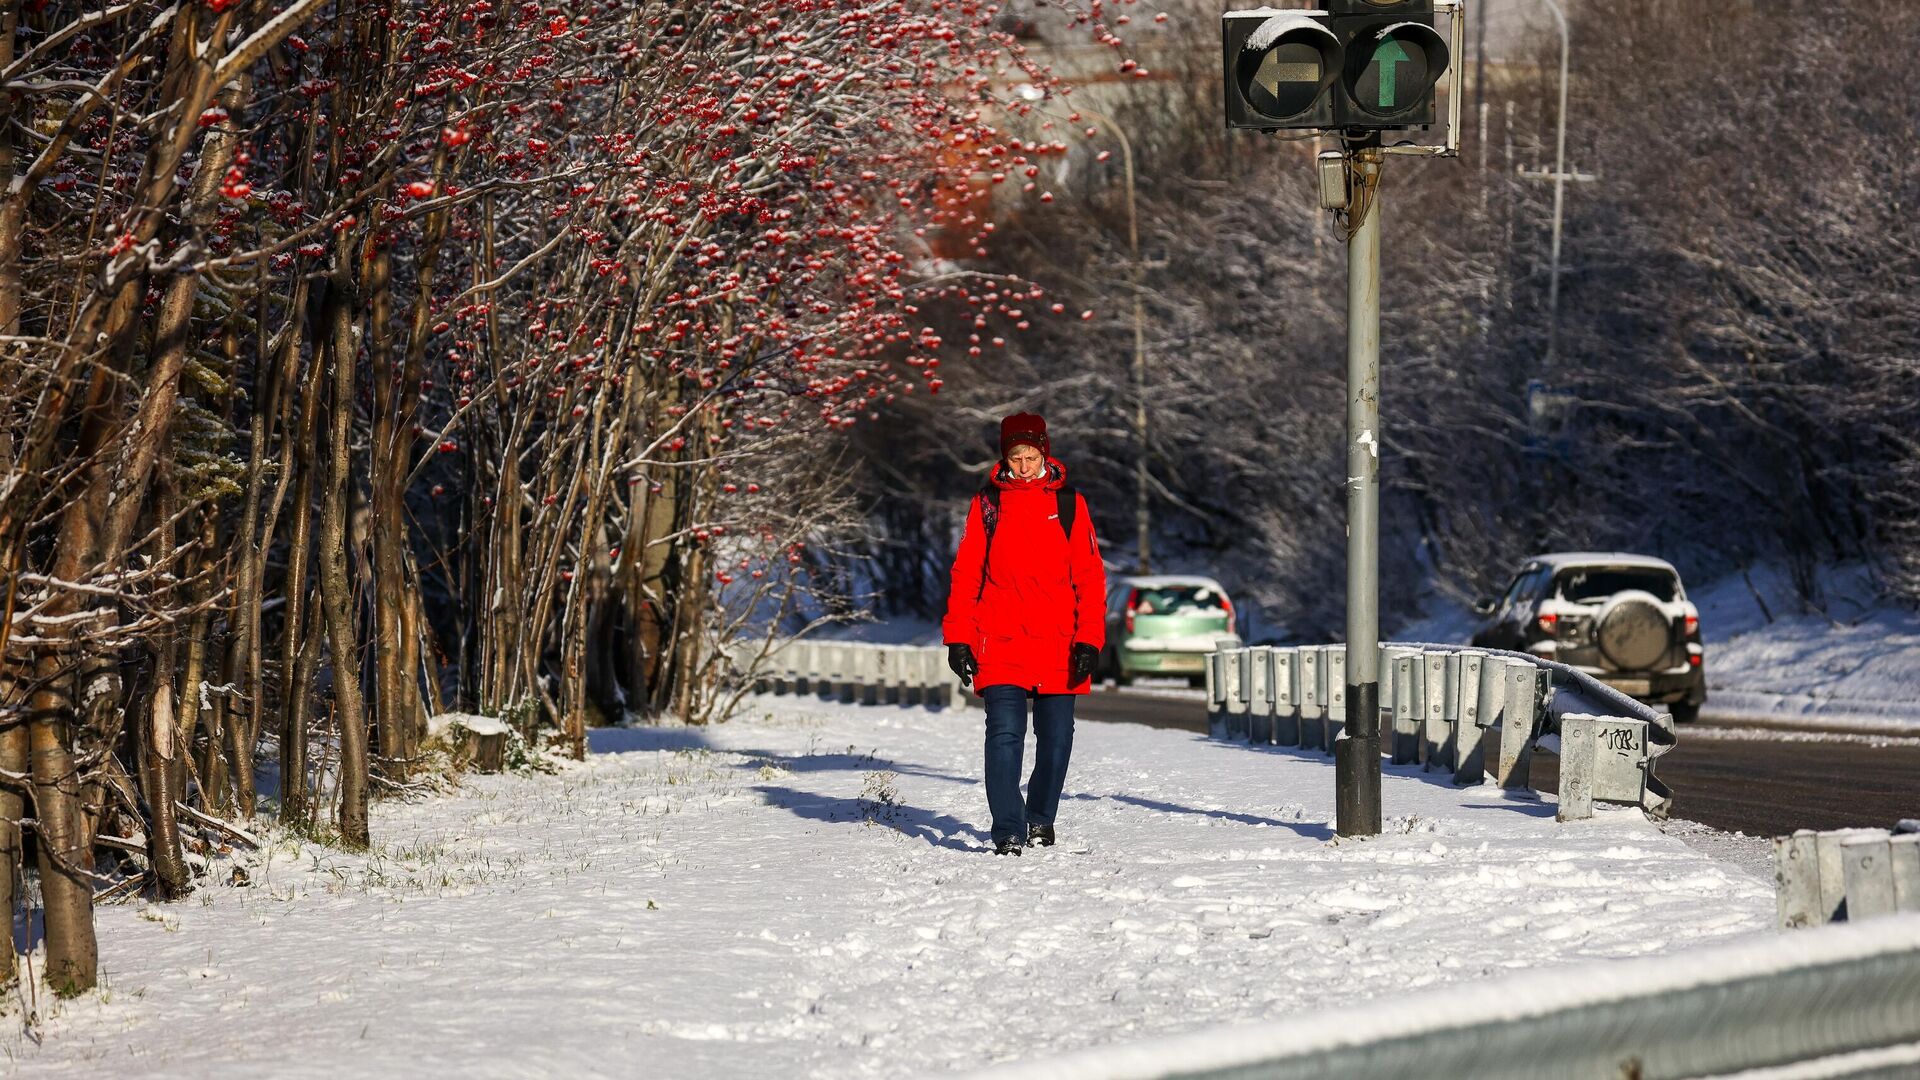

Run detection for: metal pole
[[1542, 0, 1569, 368], [1119, 126, 1150, 576], [1335, 145, 1383, 839]]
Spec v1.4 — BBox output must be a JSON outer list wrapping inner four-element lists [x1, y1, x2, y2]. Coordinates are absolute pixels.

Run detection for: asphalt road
[[1076, 688, 1920, 838]]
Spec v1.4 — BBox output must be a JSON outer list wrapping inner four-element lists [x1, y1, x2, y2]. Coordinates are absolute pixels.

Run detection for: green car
[[1100, 575, 1242, 687]]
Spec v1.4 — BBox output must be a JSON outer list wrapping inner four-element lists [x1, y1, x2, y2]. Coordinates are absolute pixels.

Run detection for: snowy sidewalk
[[17, 697, 1773, 1078]]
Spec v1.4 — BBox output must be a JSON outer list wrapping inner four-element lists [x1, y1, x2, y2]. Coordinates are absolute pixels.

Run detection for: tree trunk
[[317, 276, 370, 850], [0, 558, 27, 992], [279, 350, 325, 828], [144, 457, 191, 898], [24, 490, 102, 994]]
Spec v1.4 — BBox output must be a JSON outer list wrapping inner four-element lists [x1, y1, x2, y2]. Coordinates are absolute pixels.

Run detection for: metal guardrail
[[731, 637, 1666, 817], [969, 915, 1920, 1080], [725, 639, 965, 708], [1206, 642, 1669, 818], [1775, 827, 1920, 929]]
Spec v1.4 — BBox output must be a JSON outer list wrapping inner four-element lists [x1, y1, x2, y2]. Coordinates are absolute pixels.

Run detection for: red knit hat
[[999, 412, 1049, 457]]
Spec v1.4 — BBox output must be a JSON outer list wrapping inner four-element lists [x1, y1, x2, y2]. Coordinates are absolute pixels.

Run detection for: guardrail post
[[856, 646, 880, 706], [1815, 829, 1889, 924], [870, 647, 890, 705], [1843, 835, 1899, 921], [1592, 716, 1649, 805], [1447, 650, 1485, 782], [1391, 653, 1419, 764], [816, 644, 839, 701], [1421, 651, 1448, 769], [840, 645, 860, 704], [1493, 660, 1542, 789], [1555, 713, 1649, 822], [1248, 646, 1274, 744], [1206, 650, 1226, 739], [883, 647, 902, 705], [1273, 648, 1300, 746], [897, 647, 917, 706], [1376, 644, 1394, 728], [1891, 834, 1920, 913], [1299, 646, 1325, 751], [1225, 650, 1250, 740], [938, 646, 961, 709], [764, 642, 786, 696], [1325, 645, 1347, 748], [1557, 716, 1596, 821], [895, 647, 916, 705], [791, 642, 812, 695], [1460, 652, 1504, 785], [913, 647, 938, 708], [1774, 830, 1823, 929], [944, 641, 967, 711]]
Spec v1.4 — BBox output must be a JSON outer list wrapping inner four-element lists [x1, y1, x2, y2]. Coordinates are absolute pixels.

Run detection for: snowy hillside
[[15, 698, 1772, 1077]]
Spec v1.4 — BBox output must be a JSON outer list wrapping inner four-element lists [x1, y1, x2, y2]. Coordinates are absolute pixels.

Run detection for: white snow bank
[[1693, 562, 1920, 733], [12, 696, 1771, 1078], [425, 712, 511, 738]]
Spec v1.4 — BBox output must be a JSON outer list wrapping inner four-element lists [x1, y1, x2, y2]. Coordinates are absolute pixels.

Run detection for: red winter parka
[[942, 457, 1107, 695]]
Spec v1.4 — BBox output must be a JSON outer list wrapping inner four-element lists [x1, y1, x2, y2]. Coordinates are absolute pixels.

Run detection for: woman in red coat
[[943, 412, 1107, 855]]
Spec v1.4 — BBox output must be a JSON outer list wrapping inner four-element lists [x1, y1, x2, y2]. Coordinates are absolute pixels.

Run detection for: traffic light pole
[[1222, 0, 1467, 840], [1335, 144, 1384, 838]]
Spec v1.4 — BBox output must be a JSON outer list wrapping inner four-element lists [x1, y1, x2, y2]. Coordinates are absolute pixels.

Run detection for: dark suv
[[1470, 553, 1706, 722]]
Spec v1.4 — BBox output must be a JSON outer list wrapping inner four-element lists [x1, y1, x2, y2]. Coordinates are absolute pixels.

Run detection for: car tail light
[[1537, 612, 1558, 634], [1124, 588, 1139, 634], [1684, 614, 1698, 635], [1689, 653, 1702, 667], [1222, 596, 1235, 627]]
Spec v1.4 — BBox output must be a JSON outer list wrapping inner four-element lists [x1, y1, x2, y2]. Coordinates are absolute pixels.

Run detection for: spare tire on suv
[[1595, 590, 1672, 672]]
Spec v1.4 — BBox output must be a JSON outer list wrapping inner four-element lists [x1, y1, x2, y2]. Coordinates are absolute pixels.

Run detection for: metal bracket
[[1382, 0, 1464, 159]]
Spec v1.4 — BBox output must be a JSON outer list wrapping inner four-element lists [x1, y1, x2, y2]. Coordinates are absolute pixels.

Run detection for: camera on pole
[[1223, 2, 1450, 133]]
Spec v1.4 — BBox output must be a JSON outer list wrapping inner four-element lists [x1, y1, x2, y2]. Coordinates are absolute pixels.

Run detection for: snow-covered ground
[[1689, 562, 1920, 730], [15, 696, 1774, 1078]]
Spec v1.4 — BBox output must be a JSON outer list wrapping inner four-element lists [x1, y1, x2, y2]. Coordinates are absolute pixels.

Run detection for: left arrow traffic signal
[[1223, 12, 1342, 130]]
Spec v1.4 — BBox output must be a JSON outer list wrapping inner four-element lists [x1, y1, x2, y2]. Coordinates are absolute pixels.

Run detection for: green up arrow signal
[[1374, 38, 1410, 109]]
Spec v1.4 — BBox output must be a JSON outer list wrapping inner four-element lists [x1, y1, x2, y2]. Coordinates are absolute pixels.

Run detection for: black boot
[[1027, 824, 1055, 848], [993, 835, 1024, 856]]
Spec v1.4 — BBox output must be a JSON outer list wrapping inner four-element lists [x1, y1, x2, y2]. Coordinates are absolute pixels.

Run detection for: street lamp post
[[1013, 88, 1153, 574], [1070, 103, 1151, 575], [1539, 0, 1569, 368]]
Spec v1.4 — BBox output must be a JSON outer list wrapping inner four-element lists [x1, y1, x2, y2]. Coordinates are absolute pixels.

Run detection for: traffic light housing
[[1223, 3, 1450, 133]]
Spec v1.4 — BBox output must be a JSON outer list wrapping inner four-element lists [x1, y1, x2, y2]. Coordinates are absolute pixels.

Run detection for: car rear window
[[1553, 567, 1679, 603], [1133, 585, 1228, 615]]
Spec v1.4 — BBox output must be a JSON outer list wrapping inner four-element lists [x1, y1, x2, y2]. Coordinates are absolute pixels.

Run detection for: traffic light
[[1223, 2, 1450, 133]]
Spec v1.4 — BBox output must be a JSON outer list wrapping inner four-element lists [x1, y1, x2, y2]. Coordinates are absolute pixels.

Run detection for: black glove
[[947, 643, 978, 686], [1068, 642, 1099, 688]]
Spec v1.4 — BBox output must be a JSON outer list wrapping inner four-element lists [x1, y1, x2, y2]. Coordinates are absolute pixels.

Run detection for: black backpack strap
[[974, 484, 1000, 601], [1056, 484, 1076, 541]]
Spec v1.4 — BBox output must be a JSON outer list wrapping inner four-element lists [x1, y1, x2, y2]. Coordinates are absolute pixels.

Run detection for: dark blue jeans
[[980, 685, 1076, 844]]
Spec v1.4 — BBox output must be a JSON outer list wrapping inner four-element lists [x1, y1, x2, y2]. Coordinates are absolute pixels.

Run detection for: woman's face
[[1006, 444, 1045, 480]]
